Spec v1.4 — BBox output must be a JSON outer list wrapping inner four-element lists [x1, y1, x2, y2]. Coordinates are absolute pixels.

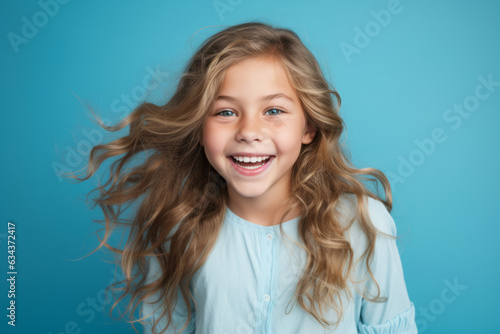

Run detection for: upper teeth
[[233, 155, 270, 163]]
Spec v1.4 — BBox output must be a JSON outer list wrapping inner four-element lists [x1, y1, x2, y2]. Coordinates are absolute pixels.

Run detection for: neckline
[[225, 205, 301, 231]]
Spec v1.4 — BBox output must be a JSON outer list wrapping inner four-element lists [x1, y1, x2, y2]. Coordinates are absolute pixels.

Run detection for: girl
[[73, 22, 417, 333]]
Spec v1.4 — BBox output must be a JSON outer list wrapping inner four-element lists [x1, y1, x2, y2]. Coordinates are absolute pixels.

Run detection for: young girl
[[74, 22, 417, 333]]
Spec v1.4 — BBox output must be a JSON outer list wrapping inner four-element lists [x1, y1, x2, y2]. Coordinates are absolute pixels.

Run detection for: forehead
[[216, 55, 299, 104]]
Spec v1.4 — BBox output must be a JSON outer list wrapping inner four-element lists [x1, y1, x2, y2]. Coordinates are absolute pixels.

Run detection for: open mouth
[[231, 155, 272, 170]]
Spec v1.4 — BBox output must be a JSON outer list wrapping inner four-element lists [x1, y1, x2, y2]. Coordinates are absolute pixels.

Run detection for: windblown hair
[[70, 21, 396, 333]]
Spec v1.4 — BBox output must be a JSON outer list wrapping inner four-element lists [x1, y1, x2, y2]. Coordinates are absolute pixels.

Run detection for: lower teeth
[[234, 159, 268, 169]]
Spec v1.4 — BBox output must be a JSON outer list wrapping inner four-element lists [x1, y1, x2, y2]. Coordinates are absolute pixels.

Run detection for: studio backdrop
[[1, 0, 499, 333]]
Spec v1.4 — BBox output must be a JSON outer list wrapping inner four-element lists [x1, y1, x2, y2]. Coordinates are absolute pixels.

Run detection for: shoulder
[[336, 194, 408, 291], [336, 193, 397, 238], [144, 254, 164, 286], [335, 193, 398, 266]]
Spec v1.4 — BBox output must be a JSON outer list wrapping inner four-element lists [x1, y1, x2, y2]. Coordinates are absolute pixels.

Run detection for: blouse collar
[[225, 205, 301, 232]]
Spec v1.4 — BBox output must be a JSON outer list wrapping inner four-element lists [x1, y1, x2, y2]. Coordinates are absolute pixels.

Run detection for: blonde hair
[[69, 21, 396, 333]]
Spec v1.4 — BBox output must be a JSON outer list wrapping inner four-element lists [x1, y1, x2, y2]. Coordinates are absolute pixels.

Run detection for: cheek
[[274, 126, 306, 155], [202, 123, 228, 158]]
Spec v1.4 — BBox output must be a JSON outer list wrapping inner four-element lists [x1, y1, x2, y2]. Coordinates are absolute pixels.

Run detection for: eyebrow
[[215, 93, 294, 103]]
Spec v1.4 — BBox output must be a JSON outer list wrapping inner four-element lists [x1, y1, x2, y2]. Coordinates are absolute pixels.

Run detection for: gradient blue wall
[[1, 0, 499, 333]]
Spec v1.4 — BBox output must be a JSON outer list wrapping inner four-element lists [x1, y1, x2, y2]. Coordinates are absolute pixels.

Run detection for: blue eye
[[216, 110, 235, 117], [265, 108, 285, 116]]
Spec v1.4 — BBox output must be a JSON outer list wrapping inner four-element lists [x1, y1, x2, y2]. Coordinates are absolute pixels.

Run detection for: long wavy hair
[[69, 21, 396, 333]]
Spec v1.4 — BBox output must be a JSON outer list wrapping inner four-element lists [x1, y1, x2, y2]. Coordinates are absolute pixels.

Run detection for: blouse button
[[264, 294, 270, 302], [266, 233, 273, 241]]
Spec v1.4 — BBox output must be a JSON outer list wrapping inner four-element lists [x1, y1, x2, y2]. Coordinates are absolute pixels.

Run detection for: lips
[[227, 154, 275, 174]]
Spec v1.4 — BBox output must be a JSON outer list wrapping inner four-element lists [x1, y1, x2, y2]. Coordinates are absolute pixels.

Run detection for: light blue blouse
[[141, 193, 418, 333]]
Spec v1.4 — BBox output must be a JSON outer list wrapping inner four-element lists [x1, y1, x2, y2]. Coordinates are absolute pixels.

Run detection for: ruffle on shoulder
[[358, 302, 418, 334]]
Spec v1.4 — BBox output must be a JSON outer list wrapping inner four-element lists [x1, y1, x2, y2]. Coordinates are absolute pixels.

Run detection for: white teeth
[[232, 155, 269, 163], [231, 155, 271, 170]]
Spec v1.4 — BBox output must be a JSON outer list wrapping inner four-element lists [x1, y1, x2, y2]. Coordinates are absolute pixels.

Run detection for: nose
[[235, 113, 264, 143]]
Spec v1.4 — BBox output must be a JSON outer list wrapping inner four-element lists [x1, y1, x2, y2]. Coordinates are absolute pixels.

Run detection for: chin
[[229, 184, 268, 199]]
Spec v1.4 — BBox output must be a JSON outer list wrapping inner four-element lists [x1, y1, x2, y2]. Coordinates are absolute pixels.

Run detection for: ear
[[301, 123, 317, 145]]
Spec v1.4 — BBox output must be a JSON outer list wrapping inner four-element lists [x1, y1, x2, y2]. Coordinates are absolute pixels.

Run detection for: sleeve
[[356, 198, 418, 334], [141, 255, 196, 334]]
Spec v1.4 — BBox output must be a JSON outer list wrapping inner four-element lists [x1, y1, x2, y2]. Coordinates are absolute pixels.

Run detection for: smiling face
[[201, 54, 316, 208]]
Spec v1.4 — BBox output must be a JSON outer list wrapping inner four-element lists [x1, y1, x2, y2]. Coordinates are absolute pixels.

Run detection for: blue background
[[1, 0, 499, 333]]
